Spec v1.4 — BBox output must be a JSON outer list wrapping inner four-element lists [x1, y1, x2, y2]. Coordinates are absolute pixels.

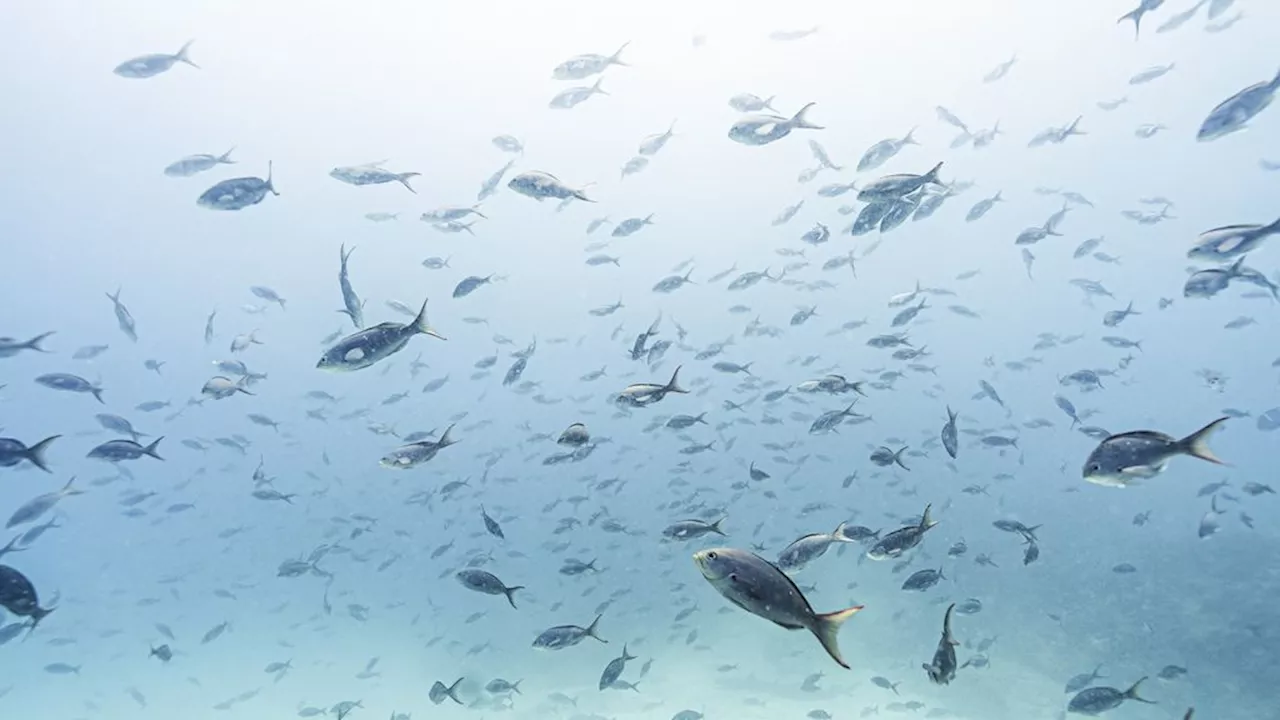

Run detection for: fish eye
[[706, 551, 717, 560]]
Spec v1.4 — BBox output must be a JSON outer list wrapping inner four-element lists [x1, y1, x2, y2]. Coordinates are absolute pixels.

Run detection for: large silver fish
[[1082, 418, 1228, 487]]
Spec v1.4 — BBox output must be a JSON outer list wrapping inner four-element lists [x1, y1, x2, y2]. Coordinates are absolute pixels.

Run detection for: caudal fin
[[810, 605, 863, 669], [1116, 7, 1143, 39], [665, 365, 688, 394], [791, 102, 824, 130], [445, 677, 465, 704], [923, 162, 945, 187], [397, 172, 421, 193], [502, 584, 524, 609], [1178, 417, 1229, 465], [24, 435, 59, 472], [175, 40, 199, 68], [1123, 676, 1155, 704], [411, 299, 446, 340], [22, 331, 55, 353], [218, 147, 236, 164], [143, 437, 165, 461], [585, 614, 608, 643]]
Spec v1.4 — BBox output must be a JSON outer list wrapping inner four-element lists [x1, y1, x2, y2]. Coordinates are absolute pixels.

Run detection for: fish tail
[[592, 77, 609, 95], [811, 605, 863, 669], [665, 365, 688, 394], [411, 299, 446, 340], [1124, 676, 1155, 703], [923, 162, 945, 186], [436, 424, 457, 448], [218, 147, 236, 164], [27, 605, 54, 632], [791, 102, 823, 130], [1117, 8, 1141, 38], [90, 387, 106, 405], [175, 40, 199, 68], [610, 41, 630, 66], [22, 331, 55, 353], [446, 677, 465, 704], [24, 435, 59, 472], [832, 521, 855, 543], [503, 585, 524, 609], [396, 172, 421, 193], [1178, 417, 1230, 465], [143, 436, 165, 461], [920, 503, 937, 529], [585, 614, 607, 643], [894, 447, 910, 471], [710, 516, 727, 536]]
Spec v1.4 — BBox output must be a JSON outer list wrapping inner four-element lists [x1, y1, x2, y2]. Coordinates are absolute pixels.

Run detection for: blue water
[[1, 2, 1277, 719]]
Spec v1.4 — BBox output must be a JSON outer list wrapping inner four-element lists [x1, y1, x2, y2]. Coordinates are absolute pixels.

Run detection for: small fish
[[113, 41, 197, 78]]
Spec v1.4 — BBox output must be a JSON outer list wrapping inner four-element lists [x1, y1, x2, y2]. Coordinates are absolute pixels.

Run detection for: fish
[[693, 547, 862, 668], [1083, 418, 1229, 487], [552, 43, 629, 80], [329, 161, 419, 192], [728, 103, 822, 146], [922, 603, 958, 684], [455, 569, 524, 608], [196, 162, 278, 211], [508, 171, 593, 202], [868, 505, 937, 560], [318, 299, 444, 371], [0, 436, 59, 472], [1198, 68, 1280, 141], [113, 41, 198, 78], [164, 149, 235, 177]]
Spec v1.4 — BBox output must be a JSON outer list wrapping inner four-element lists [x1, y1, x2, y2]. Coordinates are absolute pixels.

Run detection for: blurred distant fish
[[551, 42, 629, 81], [329, 161, 419, 193], [113, 40, 197, 78], [769, 26, 819, 41], [163, 149, 235, 177]]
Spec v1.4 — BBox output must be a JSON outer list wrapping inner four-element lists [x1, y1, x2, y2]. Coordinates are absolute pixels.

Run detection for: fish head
[[692, 547, 742, 582]]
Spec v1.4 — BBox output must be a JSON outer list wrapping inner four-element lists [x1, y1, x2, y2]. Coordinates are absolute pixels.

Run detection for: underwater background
[[1, 1, 1278, 719]]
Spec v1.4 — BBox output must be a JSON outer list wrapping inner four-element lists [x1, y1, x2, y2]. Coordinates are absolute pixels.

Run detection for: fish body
[[728, 103, 822, 146], [868, 505, 937, 560], [552, 43, 629, 80], [35, 373, 104, 403], [693, 547, 862, 668], [164, 148, 235, 177], [197, 162, 278, 210], [857, 163, 944, 202], [318, 299, 443, 371], [508, 171, 592, 202], [329, 161, 419, 192], [533, 615, 607, 649], [456, 569, 523, 608], [923, 603, 958, 684], [113, 41, 197, 78], [87, 438, 164, 463], [380, 425, 457, 469], [1198, 69, 1280, 141], [1082, 418, 1228, 487], [1068, 677, 1153, 715], [1187, 219, 1280, 261]]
